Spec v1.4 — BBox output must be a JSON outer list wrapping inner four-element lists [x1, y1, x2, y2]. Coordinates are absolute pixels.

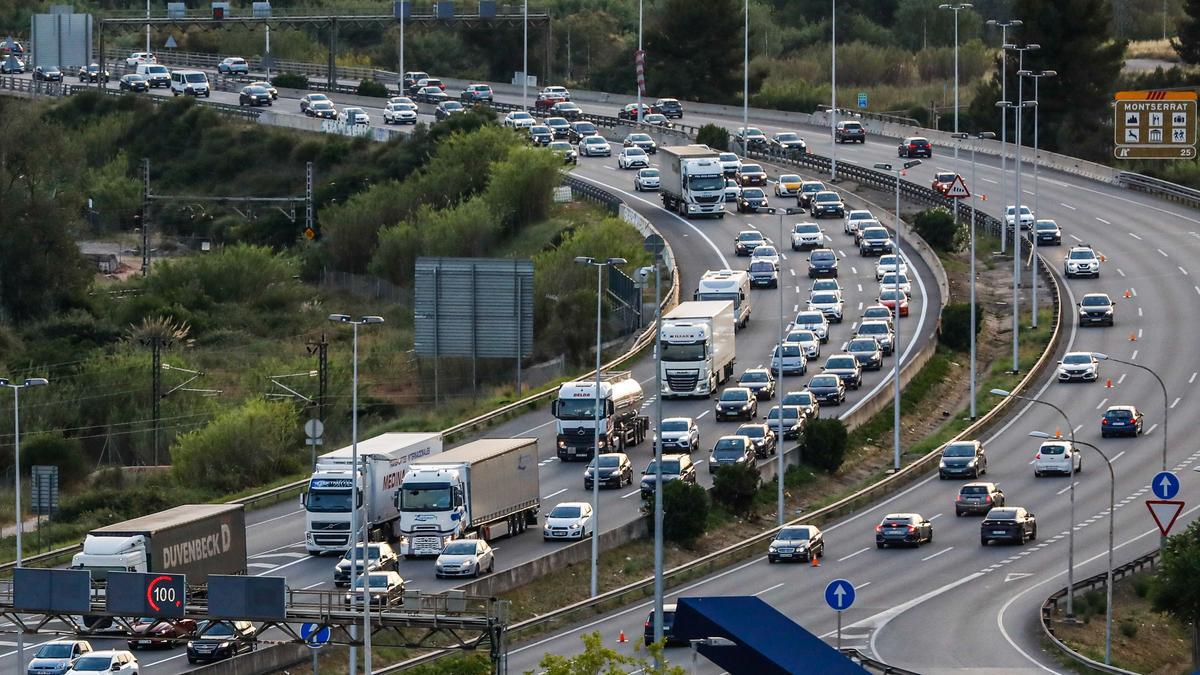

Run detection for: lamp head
[[361, 316, 385, 325], [873, 162, 893, 171], [978, 131, 996, 139], [990, 388, 1011, 396], [328, 313, 351, 323], [951, 132, 968, 139], [1029, 430, 1052, 439], [1043, 70, 1058, 77], [1091, 352, 1110, 361], [574, 256, 594, 265]]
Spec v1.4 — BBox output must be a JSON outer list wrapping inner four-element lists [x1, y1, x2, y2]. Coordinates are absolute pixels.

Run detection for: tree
[[1175, 0, 1200, 64], [912, 207, 959, 251], [171, 399, 302, 492], [532, 631, 686, 675], [696, 124, 731, 151], [711, 462, 761, 518], [1151, 519, 1200, 668], [939, 302, 984, 352], [644, 0, 742, 102], [802, 418, 849, 473], [661, 480, 709, 545]]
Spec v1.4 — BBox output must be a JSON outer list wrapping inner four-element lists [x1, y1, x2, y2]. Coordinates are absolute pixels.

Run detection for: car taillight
[[875, 525, 883, 532], [956, 495, 964, 501], [1035, 453, 1041, 460], [907, 525, 917, 532], [645, 619, 652, 628], [1102, 418, 1109, 425]]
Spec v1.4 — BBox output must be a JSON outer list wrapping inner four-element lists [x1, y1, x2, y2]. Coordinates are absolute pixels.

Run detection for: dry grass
[[1126, 39, 1181, 62]]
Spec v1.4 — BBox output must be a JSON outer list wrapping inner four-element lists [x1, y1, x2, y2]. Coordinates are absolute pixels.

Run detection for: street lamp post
[[951, 131, 995, 419], [1019, 69, 1056, 329], [742, 0, 749, 154], [986, 19, 1022, 254], [875, 160, 921, 470], [328, 314, 385, 675], [830, 0, 837, 181], [1032, 432, 1116, 664], [773, 207, 804, 522], [1091, 353, 1168, 473], [939, 3, 974, 162], [575, 256, 627, 598], [522, 0, 528, 110], [636, 0, 643, 121], [0, 376, 49, 669], [992, 388, 1077, 618]]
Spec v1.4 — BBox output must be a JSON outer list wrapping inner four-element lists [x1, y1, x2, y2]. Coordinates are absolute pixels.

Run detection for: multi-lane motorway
[[7, 61, 1200, 674]]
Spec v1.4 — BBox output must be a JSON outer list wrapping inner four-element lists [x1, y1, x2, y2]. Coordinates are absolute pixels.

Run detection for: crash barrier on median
[[1040, 549, 1159, 675], [189, 643, 311, 674], [0, 74, 66, 97], [103, 47, 398, 85], [1115, 171, 1200, 210], [840, 648, 922, 675]]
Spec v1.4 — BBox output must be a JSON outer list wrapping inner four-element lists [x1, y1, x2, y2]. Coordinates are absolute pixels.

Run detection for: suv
[[1056, 351, 1099, 382], [980, 507, 1037, 545], [898, 137, 932, 158], [797, 180, 825, 208], [460, 83, 493, 102], [715, 387, 757, 421], [186, 621, 256, 664], [770, 342, 808, 376], [835, 120, 866, 143], [807, 248, 839, 278], [956, 482, 1004, 516], [748, 259, 778, 288], [656, 417, 699, 452], [1078, 293, 1115, 326], [643, 604, 681, 646], [1101, 405, 1144, 437], [1064, 245, 1101, 278], [1035, 219, 1062, 245], [791, 222, 824, 250], [655, 98, 684, 118], [639, 455, 697, 499], [810, 191, 846, 219], [939, 440, 987, 479], [709, 435, 756, 473], [217, 57, 249, 75], [859, 227, 894, 256]]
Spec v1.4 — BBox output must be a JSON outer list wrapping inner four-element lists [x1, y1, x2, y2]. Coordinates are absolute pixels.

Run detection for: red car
[[878, 289, 909, 317], [534, 94, 567, 112], [617, 102, 660, 121], [128, 617, 199, 649], [931, 170, 958, 194]]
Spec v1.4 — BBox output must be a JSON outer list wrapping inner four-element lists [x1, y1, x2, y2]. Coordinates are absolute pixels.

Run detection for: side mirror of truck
[[550, 400, 559, 417], [299, 493, 306, 507]]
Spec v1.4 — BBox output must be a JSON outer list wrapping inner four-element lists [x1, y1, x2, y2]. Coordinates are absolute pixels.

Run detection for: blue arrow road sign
[[824, 579, 855, 611], [1152, 471, 1180, 500], [300, 623, 331, 649], [857, 92, 867, 109]]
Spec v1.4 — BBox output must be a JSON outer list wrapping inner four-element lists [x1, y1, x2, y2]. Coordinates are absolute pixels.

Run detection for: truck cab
[[660, 301, 737, 398], [694, 270, 752, 330], [659, 146, 727, 219], [71, 535, 149, 581], [552, 373, 649, 460]]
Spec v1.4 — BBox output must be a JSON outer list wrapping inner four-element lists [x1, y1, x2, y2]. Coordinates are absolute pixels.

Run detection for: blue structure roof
[[672, 596, 868, 675]]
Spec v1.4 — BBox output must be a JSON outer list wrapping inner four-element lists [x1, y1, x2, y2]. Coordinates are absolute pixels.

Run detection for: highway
[[2, 67, 943, 673]]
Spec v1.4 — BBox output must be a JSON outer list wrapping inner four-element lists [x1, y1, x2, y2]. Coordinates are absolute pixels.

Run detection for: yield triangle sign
[[945, 175, 970, 198], [1146, 500, 1185, 536]]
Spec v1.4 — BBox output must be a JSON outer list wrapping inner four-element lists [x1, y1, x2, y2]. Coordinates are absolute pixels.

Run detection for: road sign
[[30, 465, 58, 516], [304, 418, 324, 440], [1146, 500, 1185, 536], [857, 92, 867, 109], [164, 35, 177, 49], [944, 175, 971, 198], [301, 623, 331, 650], [1113, 90, 1197, 159], [107, 572, 187, 618], [824, 579, 855, 611], [1152, 470, 1180, 500]]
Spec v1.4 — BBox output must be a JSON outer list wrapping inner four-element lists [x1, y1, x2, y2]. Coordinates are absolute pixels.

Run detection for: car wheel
[[1034, 469, 1041, 477], [1030, 526, 1037, 540], [1018, 530, 1026, 545], [876, 542, 885, 549], [980, 537, 989, 546]]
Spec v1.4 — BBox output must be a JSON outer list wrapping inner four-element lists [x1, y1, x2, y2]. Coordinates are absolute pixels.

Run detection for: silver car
[[435, 539, 495, 578], [634, 168, 661, 192], [792, 310, 830, 342], [770, 343, 808, 376]]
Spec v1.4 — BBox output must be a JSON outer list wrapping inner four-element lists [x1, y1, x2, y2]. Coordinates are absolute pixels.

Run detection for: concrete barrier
[[189, 643, 310, 674]]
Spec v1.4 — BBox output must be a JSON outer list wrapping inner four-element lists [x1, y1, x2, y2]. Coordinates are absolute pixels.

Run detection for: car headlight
[[939, 461, 947, 469], [568, 523, 580, 529], [187, 641, 195, 648], [768, 545, 778, 552], [219, 641, 231, 649]]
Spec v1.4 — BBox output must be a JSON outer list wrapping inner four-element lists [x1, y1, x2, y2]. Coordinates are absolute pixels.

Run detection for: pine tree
[[644, 0, 742, 103], [1174, 0, 1200, 64]]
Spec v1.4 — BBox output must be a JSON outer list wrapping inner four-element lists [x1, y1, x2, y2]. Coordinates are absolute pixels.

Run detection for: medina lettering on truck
[[163, 523, 233, 569]]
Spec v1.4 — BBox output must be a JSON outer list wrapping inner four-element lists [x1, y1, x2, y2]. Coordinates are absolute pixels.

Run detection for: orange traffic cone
[[811, 554, 820, 567], [1106, 378, 1113, 388], [1124, 289, 1132, 299], [1054, 427, 1063, 438], [618, 630, 627, 644], [1129, 332, 1138, 342]]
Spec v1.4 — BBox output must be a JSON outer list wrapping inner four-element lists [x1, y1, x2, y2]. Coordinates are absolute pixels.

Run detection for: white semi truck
[[552, 371, 650, 461], [396, 438, 540, 557], [660, 300, 737, 398], [301, 432, 443, 555], [694, 269, 752, 330], [659, 145, 727, 218]]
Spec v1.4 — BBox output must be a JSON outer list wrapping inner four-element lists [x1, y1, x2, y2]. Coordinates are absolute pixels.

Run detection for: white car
[[634, 168, 661, 191], [1005, 205, 1035, 230], [383, 101, 418, 124], [544, 502, 593, 540], [342, 107, 370, 125], [1056, 351, 1099, 382], [878, 272, 912, 297], [751, 244, 780, 269], [807, 291, 844, 323], [217, 57, 249, 75], [1064, 245, 1101, 278], [125, 52, 156, 67], [617, 146, 649, 169], [844, 209, 875, 235], [875, 254, 909, 280], [503, 111, 536, 128], [811, 278, 841, 294], [343, 571, 405, 608], [718, 152, 742, 176], [540, 85, 571, 100], [435, 539, 495, 578], [856, 320, 895, 354], [724, 179, 741, 202], [64, 650, 138, 675], [1033, 440, 1082, 477], [579, 136, 612, 157], [656, 417, 699, 451], [792, 310, 830, 342], [791, 222, 824, 250], [784, 329, 821, 359]]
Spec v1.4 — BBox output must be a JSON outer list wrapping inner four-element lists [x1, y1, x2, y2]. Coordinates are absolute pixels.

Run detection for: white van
[[170, 69, 209, 97], [136, 63, 170, 88]]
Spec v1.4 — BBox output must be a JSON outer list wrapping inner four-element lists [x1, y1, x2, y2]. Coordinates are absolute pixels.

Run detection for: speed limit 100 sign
[[105, 571, 188, 618]]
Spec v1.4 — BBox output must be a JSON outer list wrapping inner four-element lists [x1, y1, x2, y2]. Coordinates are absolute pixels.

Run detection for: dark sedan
[[238, 85, 273, 107], [736, 187, 770, 213], [955, 482, 1004, 517], [810, 191, 846, 219], [764, 406, 804, 440], [737, 368, 776, 400], [435, 100, 465, 120], [736, 164, 767, 187], [119, 74, 148, 92], [898, 136, 933, 158], [528, 125, 553, 146], [807, 374, 845, 405], [715, 387, 757, 421], [306, 100, 338, 119], [584, 452, 633, 489], [733, 423, 777, 458], [1101, 405, 1144, 437], [32, 65, 62, 81], [735, 230, 768, 256], [807, 249, 839, 278], [876, 513, 933, 548], [414, 86, 449, 103], [129, 617, 198, 649], [781, 390, 820, 421], [980, 507, 1036, 545], [186, 621, 256, 664]]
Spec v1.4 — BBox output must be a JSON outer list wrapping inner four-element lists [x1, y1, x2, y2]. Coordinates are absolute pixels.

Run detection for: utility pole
[[307, 334, 329, 424], [143, 335, 168, 466], [141, 158, 151, 277]]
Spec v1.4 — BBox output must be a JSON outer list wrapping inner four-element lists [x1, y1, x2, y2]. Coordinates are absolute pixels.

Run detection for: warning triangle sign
[[945, 175, 970, 198], [1146, 500, 1185, 536]]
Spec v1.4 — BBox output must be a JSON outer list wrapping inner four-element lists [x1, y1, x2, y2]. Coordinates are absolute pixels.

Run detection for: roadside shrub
[[912, 207, 959, 252], [802, 418, 849, 473], [356, 78, 390, 98], [696, 124, 730, 151], [1119, 620, 1138, 638], [1132, 574, 1152, 598], [939, 302, 984, 352], [171, 399, 302, 493], [270, 73, 309, 89], [661, 480, 709, 546], [750, 79, 830, 113], [21, 433, 90, 488], [711, 462, 760, 518]]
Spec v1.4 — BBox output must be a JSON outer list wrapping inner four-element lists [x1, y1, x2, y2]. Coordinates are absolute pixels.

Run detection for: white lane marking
[[1131, 349, 1139, 360], [1157, 248, 1169, 257], [754, 582, 786, 596], [1146, 423, 1159, 435], [851, 266, 858, 274], [517, 419, 556, 436], [1171, 397, 1181, 409], [1056, 481, 1080, 496], [696, 410, 710, 418], [1069, 233, 1082, 242], [543, 488, 568, 500], [838, 250, 847, 258], [248, 509, 305, 528], [256, 555, 311, 576], [1129, 287, 1137, 296], [1074, 424, 1083, 433], [838, 547, 870, 562], [790, 268, 796, 276], [1181, 267, 1190, 276], [1095, 398, 1108, 410], [982, 177, 998, 183], [1191, 372, 1198, 384], [620, 489, 641, 499], [1110, 451, 1126, 463], [1059, 202, 1075, 210], [1137, 307, 1143, 317], [1118, 373, 1127, 384], [1195, 285, 1200, 296], [248, 551, 307, 560], [795, 285, 801, 293], [929, 513, 943, 520], [857, 284, 863, 292], [1117, 268, 1126, 277], [857, 302, 864, 310], [247, 562, 277, 569], [1124, 230, 1138, 238]]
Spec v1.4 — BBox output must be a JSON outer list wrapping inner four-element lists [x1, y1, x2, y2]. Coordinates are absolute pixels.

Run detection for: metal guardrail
[[104, 47, 399, 86], [1114, 171, 1200, 209], [841, 649, 922, 674], [815, 104, 921, 127], [1040, 550, 1159, 675], [0, 74, 66, 97]]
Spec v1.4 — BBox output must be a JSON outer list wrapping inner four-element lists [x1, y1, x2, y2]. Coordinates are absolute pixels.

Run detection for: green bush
[[801, 418, 849, 473], [1119, 620, 1138, 638], [912, 207, 959, 252], [696, 124, 730, 151], [711, 462, 760, 518], [356, 78, 390, 98], [1132, 574, 1152, 599], [750, 79, 830, 113], [270, 73, 309, 90], [171, 399, 303, 493], [939, 302, 984, 352], [21, 433, 90, 488], [661, 480, 709, 546]]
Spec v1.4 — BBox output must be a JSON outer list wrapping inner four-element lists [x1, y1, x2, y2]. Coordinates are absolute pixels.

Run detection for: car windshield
[[185, 73, 205, 83], [441, 541, 477, 555], [626, 148, 646, 156], [777, 527, 811, 540], [742, 188, 765, 199], [879, 255, 901, 265], [987, 509, 1018, 520], [787, 331, 816, 343], [859, 323, 888, 335], [943, 443, 976, 457], [827, 357, 855, 369], [720, 153, 739, 162], [848, 340, 875, 351], [795, 312, 824, 325], [736, 425, 765, 438], [444, 102, 462, 110], [776, 133, 799, 141], [741, 371, 769, 382], [1041, 444, 1068, 455], [549, 505, 582, 518], [811, 251, 835, 261], [864, 308, 891, 318], [815, 193, 840, 202], [661, 420, 689, 432], [753, 246, 777, 256], [646, 114, 667, 122], [530, 126, 549, 134], [720, 389, 750, 402], [741, 164, 763, 173], [879, 290, 903, 301], [738, 232, 764, 242], [549, 142, 571, 151], [783, 392, 814, 405], [640, 169, 660, 177], [1036, 221, 1058, 230], [66, 656, 110, 671], [246, 86, 266, 94], [645, 460, 681, 475], [843, 123, 862, 131], [1081, 296, 1110, 306], [629, 134, 651, 142], [127, 74, 144, 80], [810, 375, 838, 387], [353, 575, 392, 588], [813, 281, 838, 291], [590, 455, 622, 468], [202, 622, 235, 637], [342, 545, 383, 562], [863, 229, 889, 240], [313, 102, 333, 110], [308, 95, 329, 102], [35, 643, 75, 658], [1063, 354, 1092, 364], [773, 344, 802, 358], [802, 183, 823, 193], [584, 137, 606, 145], [795, 224, 821, 233], [512, 112, 532, 120], [766, 407, 800, 421], [713, 438, 745, 453], [1070, 250, 1096, 259], [811, 293, 838, 304]]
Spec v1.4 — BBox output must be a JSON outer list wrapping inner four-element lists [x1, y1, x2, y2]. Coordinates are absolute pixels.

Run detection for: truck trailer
[[659, 145, 727, 218], [396, 438, 540, 557], [552, 371, 650, 460], [302, 432, 443, 554], [659, 300, 737, 398]]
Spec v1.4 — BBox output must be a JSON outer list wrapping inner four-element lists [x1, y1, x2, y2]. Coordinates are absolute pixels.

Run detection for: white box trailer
[[660, 300, 737, 398], [659, 145, 727, 218]]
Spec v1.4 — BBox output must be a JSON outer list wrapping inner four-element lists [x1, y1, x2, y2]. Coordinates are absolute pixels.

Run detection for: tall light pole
[[399, 1, 405, 87], [522, 0, 529, 110], [328, 314, 384, 675], [1032, 432, 1116, 664], [636, 0, 643, 121], [638, 236, 665, 647], [1091, 353, 1168, 473], [146, 0, 151, 53], [0, 376, 48, 670], [830, 0, 838, 180], [575, 256, 627, 598], [875, 160, 921, 471], [742, 0, 749, 154], [993, 389, 1077, 618], [939, 3, 973, 162], [951, 131, 995, 419], [986, 19, 1022, 254], [773, 207, 804, 522], [1019, 69, 1055, 329]]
